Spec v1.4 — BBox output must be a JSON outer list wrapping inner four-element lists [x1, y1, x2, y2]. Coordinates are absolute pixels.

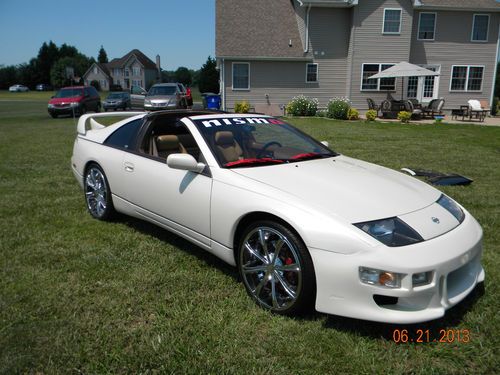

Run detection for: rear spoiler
[[77, 112, 146, 135]]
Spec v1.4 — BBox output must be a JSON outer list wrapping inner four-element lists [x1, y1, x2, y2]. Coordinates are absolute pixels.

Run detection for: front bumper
[[144, 103, 177, 111], [310, 213, 484, 323], [48, 105, 81, 115]]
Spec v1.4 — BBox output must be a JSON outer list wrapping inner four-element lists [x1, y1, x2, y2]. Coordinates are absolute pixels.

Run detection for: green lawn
[[0, 92, 499, 374]]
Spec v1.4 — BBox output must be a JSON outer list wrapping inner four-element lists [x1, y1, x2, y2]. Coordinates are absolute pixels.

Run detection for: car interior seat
[[214, 131, 243, 163], [156, 135, 187, 159]]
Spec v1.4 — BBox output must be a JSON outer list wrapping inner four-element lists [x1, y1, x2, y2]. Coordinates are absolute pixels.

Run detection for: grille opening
[[373, 295, 398, 306]]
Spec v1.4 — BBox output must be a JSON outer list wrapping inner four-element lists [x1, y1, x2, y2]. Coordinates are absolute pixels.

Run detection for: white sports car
[[71, 111, 485, 323]]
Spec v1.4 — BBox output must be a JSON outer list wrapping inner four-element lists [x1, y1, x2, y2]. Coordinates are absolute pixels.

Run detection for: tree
[[198, 56, 219, 93], [0, 65, 18, 89], [36, 41, 59, 84], [50, 55, 92, 88], [174, 67, 192, 85], [98, 45, 108, 64]]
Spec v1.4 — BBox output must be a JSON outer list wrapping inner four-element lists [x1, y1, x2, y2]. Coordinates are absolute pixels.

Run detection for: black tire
[[237, 220, 316, 315], [80, 105, 87, 116], [50, 113, 58, 118], [95, 103, 101, 113], [83, 163, 115, 221]]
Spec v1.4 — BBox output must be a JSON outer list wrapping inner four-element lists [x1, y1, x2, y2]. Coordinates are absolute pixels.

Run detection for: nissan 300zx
[[71, 111, 485, 323]]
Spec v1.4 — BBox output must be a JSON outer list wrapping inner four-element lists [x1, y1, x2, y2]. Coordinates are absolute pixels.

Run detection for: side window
[[105, 119, 142, 149]]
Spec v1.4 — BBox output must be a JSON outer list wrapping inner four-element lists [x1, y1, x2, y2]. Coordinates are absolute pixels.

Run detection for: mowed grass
[[0, 92, 499, 374]]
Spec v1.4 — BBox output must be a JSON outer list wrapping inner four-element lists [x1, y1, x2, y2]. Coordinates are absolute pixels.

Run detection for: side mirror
[[167, 153, 205, 173], [321, 140, 329, 147]]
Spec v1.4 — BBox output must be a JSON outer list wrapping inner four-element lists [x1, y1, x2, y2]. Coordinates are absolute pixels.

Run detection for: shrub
[[492, 97, 499, 116], [365, 110, 377, 121], [397, 111, 412, 123], [347, 108, 359, 120], [285, 95, 318, 116], [327, 97, 351, 119], [316, 110, 327, 118], [234, 100, 250, 113]]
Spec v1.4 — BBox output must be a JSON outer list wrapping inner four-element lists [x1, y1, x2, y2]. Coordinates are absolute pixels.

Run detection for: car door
[[120, 120, 212, 245], [130, 86, 146, 108]]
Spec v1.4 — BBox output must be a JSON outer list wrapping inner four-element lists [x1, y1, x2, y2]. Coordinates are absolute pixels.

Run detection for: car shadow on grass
[[117, 215, 239, 281], [322, 282, 485, 342]]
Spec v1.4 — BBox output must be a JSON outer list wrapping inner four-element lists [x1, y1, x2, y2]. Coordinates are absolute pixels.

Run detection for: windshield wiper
[[287, 152, 333, 162], [224, 158, 285, 168]]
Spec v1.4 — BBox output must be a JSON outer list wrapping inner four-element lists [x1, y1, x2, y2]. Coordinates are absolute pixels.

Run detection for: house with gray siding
[[216, 0, 500, 112], [83, 49, 160, 91]]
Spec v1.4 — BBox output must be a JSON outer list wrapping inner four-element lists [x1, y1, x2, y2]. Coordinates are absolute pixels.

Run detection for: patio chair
[[422, 98, 445, 119], [465, 99, 488, 122], [366, 98, 380, 116], [403, 100, 423, 120]]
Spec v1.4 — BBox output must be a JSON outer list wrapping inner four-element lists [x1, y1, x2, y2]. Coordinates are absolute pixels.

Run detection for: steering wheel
[[256, 141, 282, 158]]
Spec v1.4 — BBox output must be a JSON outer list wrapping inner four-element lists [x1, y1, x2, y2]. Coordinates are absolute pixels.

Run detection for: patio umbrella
[[369, 61, 440, 100]]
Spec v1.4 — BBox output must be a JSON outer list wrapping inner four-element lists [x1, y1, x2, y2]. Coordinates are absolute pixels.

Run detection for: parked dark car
[[103, 91, 131, 111], [47, 86, 101, 118], [36, 83, 53, 91]]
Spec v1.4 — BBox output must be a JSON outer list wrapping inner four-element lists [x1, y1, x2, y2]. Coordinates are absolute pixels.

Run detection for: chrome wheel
[[84, 165, 112, 219], [240, 226, 303, 311]]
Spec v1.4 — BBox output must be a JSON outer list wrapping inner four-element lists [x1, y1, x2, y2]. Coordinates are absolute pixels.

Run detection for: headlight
[[144, 99, 151, 105], [48, 104, 54, 108], [354, 217, 423, 247], [437, 194, 464, 223], [359, 267, 404, 288]]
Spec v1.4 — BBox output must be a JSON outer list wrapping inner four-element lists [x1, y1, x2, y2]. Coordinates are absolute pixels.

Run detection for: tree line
[[0, 41, 219, 93]]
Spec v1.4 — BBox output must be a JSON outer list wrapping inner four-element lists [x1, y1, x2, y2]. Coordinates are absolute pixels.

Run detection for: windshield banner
[[197, 117, 285, 128]]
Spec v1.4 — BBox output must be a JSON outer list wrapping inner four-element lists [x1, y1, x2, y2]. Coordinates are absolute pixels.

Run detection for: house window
[[232, 63, 250, 90], [418, 13, 436, 40], [361, 64, 395, 91], [93, 66, 98, 74], [306, 63, 318, 82], [383, 9, 402, 34], [132, 79, 143, 87], [125, 68, 130, 77], [450, 66, 484, 92], [114, 68, 122, 77], [472, 14, 489, 42], [132, 67, 141, 76], [406, 65, 440, 102]]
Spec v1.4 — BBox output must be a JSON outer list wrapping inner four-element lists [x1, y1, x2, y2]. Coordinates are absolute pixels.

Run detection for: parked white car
[[71, 111, 485, 323], [9, 84, 29, 92]]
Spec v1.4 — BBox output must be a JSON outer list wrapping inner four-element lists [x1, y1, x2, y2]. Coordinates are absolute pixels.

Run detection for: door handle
[[124, 162, 134, 172]]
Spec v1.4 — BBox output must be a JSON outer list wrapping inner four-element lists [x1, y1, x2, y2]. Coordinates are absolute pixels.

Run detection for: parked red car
[[47, 86, 101, 118]]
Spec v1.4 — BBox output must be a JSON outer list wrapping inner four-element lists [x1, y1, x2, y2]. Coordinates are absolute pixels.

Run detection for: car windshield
[[107, 93, 126, 99], [148, 86, 176, 96], [192, 116, 337, 168], [55, 88, 83, 98]]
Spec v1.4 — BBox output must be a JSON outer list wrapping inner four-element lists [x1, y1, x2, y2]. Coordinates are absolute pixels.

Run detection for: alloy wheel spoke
[[258, 229, 269, 258], [253, 274, 269, 297], [272, 239, 285, 264], [274, 270, 297, 299], [270, 275, 278, 308], [275, 264, 300, 272], [242, 264, 267, 274], [245, 242, 267, 264]]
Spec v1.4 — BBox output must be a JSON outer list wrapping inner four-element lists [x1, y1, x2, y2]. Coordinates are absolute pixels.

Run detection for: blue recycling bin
[[205, 94, 221, 110]]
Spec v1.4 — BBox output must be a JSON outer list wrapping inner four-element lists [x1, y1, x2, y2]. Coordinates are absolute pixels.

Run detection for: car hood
[[231, 155, 441, 223], [49, 97, 81, 104]]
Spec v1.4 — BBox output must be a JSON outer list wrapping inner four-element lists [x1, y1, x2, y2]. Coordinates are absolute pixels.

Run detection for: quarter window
[[383, 9, 402, 34], [306, 63, 318, 83], [418, 13, 436, 40], [105, 119, 142, 149], [361, 64, 395, 91], [472, 14, 489, 41], [233, 63, 250, 90], [450, 66, 484, 92]]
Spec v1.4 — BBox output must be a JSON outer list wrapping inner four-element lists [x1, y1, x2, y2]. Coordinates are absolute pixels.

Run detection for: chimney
[[156, 55, 161, 82]]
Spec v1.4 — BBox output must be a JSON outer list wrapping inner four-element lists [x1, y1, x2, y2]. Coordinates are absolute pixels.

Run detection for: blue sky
[[0, 0, 215, 70]]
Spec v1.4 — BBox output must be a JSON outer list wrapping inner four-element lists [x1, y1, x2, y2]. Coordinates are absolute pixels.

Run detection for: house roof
[[107, 49, 157, 70], [216, 0, 306, 59], [416, 0, 500, 11], [82, 62, 112, 80]]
